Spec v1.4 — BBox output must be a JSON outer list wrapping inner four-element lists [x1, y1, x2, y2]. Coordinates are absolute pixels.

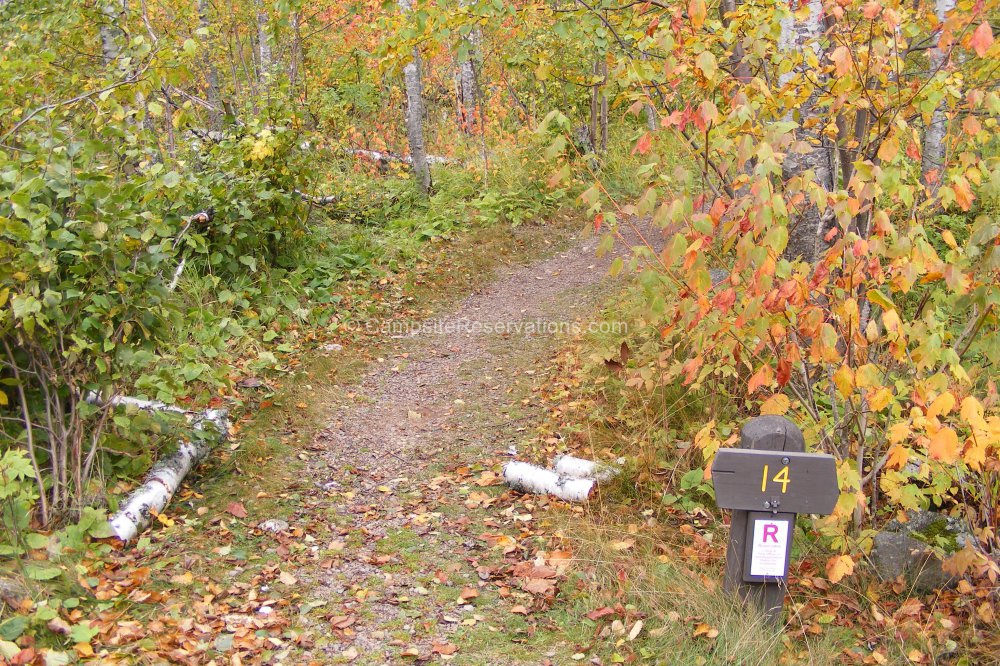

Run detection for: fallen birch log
[[502, 461, 595, 503], [86, 394, 229, 541], [295, 189, 339, 205], [346, 148, 453, 165], [553, 454, 621, 482]]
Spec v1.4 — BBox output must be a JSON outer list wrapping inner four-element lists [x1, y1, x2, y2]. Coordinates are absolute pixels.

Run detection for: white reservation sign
[[749, 519, 790, 578]]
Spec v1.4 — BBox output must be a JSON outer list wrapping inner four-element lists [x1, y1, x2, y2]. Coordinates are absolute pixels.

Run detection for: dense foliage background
[[0, 0, 997, 659]]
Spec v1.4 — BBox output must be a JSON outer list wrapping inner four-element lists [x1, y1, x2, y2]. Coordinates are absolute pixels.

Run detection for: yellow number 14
[[761, 465, 791, 494]]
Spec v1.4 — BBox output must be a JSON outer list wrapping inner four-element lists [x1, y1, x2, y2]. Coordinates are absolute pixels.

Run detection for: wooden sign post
[[712, 416, 839, 624]]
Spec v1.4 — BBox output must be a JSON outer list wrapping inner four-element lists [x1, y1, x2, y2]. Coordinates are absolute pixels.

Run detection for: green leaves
[[24, 564, 62, 581], [0, 616, 28, 641], [695, 51, 717, 80]]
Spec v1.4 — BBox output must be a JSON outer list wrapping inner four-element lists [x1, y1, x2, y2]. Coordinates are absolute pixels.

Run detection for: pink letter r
[[762, 524, 779, 543]]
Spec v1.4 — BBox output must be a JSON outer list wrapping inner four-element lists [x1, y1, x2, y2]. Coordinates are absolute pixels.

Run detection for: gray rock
[[258, 519, 289, 534], [709, 268, 730, 287], [0, 577, 27, 605], [871, 510, 973, 592]]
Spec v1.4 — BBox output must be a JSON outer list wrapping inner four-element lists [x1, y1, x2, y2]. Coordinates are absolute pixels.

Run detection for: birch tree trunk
[[921, 0, 956, 196], [457, 0, 482, 134], [398, 0, 432, 193], [289, 11, 302, 95], [256, 0, 272, 86], [100, 0, 126, 66], [197, 0, 221, 125], [778, 0, 834, 263]]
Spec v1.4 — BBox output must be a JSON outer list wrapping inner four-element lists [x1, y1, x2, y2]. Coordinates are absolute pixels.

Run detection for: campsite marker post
[[711, 416, 839, 624]]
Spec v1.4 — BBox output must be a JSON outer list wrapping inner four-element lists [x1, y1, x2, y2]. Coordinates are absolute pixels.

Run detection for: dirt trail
[[296, 226, 647, 664]]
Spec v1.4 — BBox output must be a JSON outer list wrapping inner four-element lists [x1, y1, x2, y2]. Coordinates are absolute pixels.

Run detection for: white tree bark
[[197, 0, 221, 124], [921, 0, 956, 196], [552, 455, 620, 482], [256, 0, 272, 85], [778, 0, 834, 263], [458, 0, 482, 134], [503, 461, 594, 502], [100, 0, 127, 66], [345, 148, 451, 164], [87, 394, 229, 541], [398, 0, 432, 193]]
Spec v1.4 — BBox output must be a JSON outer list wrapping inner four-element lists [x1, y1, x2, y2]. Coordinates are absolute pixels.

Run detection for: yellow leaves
[[877, 134, 899, 162], [886, 445, 910, 470], [748, 365, 773, 395], [694, 420, 716, 447], [692, 622, 719, 639], [248, 137, 275, 161], [926, 392, 955, 420], [688, 0, 706, 29], [942, 543, 984, 576], [960, 396, 988, 430], [958, 396, 996, 469], [833, 298, 860, 332], [170, 571, 194, 586], [941, 230, 958, 250], [927, 426, 959, 463], [888, 422, 911, 445], [868, 387, 894, 412], [881, 309, 902, 334], [809, 323, 841, 364], [855, 364, 881, 389], [825, 554, 854, 583], [830, 45, 852, 78], [832, 365, 854, 398], [760, 393, 790, 415]]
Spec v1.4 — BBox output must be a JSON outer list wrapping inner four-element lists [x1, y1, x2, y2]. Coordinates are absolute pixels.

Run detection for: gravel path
[[297, 224, 649, 664]]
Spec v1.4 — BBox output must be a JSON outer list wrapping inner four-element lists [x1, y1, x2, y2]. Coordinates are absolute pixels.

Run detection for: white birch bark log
[[778, 0, 834, 263], [552, 455, 620, 482], [345, 148, 451, 164], [921, 0, 956, 196], [503, 461, 595, 502], [86, 394, 229, 541], [398, 0, 432, 193]]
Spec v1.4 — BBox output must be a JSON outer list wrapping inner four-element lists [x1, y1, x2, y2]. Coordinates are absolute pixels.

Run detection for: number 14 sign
[[712, 448, 839, 515], [712, 416, 840, 623]]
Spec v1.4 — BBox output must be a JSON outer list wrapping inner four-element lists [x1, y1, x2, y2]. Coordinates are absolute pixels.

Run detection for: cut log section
[[502, 461, 594, 503], [87, 394, 229, 541]]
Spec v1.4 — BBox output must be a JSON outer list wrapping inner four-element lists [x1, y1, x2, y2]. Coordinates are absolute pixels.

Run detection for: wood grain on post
[[721, 415, 804, 624]]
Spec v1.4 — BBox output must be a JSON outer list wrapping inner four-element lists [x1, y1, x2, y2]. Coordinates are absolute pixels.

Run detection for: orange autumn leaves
[[883, 394, 999, 468]]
